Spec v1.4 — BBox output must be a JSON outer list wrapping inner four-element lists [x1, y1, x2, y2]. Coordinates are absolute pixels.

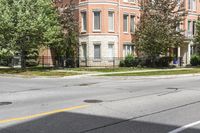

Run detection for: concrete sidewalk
[[0, 67, 196, 79]]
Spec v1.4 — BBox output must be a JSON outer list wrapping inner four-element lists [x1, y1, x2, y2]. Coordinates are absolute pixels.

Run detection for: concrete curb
[[103, 73, 200, 80]]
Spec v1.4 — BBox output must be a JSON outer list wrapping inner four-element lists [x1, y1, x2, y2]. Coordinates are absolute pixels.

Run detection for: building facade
[[54, 0, 200, 67]]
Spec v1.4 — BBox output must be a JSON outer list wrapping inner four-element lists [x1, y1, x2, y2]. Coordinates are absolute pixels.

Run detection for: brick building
[[53, 0, 200, 67]]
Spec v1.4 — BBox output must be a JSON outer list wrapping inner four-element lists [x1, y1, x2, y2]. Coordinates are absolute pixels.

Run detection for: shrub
[[190, 55, 200, 66], [119, 60, 125, 67], [124, 54, 136, 67], [26, 59, 39, 67], [25, 49, 39, 67], [155, 57, 173, 67]]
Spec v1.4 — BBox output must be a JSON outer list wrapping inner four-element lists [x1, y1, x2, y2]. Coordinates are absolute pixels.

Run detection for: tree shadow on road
[[0, 111, 199, 133]]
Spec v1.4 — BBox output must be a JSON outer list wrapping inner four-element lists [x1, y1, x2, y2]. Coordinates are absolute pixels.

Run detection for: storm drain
[[0, 102, 12, 106], [84, 99, 103, 103]]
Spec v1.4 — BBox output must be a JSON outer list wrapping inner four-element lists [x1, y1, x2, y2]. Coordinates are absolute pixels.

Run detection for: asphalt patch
[[84, 99, 103, 103], [79, 83, 97, 86], [166, 87, 179, 90], [0, 102, 12, 106]]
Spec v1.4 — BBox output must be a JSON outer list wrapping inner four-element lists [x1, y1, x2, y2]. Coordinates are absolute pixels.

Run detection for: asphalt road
[[0, 75, 200, 133]]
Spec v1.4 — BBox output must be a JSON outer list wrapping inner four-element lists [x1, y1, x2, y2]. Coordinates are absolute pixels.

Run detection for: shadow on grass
[[0, 112, 199, 133]]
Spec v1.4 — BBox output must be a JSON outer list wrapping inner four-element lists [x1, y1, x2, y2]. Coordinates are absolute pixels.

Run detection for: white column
[[188, 43, 191, 64], [178, 47, 181, 66], [178, 47, 181, 57]]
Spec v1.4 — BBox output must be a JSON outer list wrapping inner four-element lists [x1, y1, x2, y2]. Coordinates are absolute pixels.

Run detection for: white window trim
[[123, 43, 134, 57], [130, 15, 135, 33], [188, 20, 192, 36], [123, 14, 129, 33], [81, 42, 87, 61], [108, 42, 115, 59], [108, 11, 115, 32], [93, 10, 101, 32], [93, 42, 101, 60], [81, 11, 87, 33], [129, 0, 136, 4], [192, 0, 196, 11]]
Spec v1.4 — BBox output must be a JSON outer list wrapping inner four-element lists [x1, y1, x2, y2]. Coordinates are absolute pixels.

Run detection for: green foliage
[[190, 55, 200, 66], [0, 0, 62, 68], [124, 54, 135, 67], [57, 1, 79, 67], [135, 0, 187, 58], [195, 19, 200, 53], [120, 54, 140, 67], [119, 60, 125, 67], [25, 49, 39, 67], [155, 57, 173, 67], [120, 56, 173, 68]]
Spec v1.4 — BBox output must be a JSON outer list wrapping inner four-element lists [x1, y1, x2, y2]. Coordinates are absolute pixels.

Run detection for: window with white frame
[[188, 20, 192, 36], [93, 11, 101, 31], [130, 15, 135, 33], [108, 43, 114, 59], [108, 11, 114, 32], [123, 14, 129, 33], [129, 0, 135, 2], [94, 43, 101, 59], [81, 12, 87, 32], [81, 43, 87, 60], [123, 44, 134, 57], [176, 23, 181, 32], [188, 0, 191, 9], [192, 0, 196, 11], [188, 0, 196, 10]]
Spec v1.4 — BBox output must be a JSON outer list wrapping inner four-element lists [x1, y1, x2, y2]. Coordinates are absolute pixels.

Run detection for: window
[[94, 44, 101, 59], [93, 11, 101, 31], [53, 0, 63, 3], [188, 0, 196, 10], [188, 21, 192, 35], [193, 21, 196, 35], [123, 44, 134, 57], [192, 0, 196, 11], [129, 0, 135, 2], [176, 23, 181, 32], [130, 15, 135, 33], [108, 11, 114, 32], [82, 43, 87, 60], [81, 12, 87, 32], [108, 43, 114, 59], [123, 14, 129, 33], [188, 0, 192, 9]]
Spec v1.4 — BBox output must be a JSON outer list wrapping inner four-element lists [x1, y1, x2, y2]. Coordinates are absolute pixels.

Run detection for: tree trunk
[[21, 49, 26, 69]]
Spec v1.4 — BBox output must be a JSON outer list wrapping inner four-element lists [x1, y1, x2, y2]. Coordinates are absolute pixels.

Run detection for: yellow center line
[[0, 104, 89, 124]]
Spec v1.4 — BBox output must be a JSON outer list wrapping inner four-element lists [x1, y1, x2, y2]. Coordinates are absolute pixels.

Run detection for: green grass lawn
[[68, 67, 156, 72], [103, 68, 200, 76], [0, 68, 79, 77]]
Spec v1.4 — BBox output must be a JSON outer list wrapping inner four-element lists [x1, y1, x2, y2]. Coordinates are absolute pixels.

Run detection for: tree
[[135, 0, 187, 66], [195, 17, 200, 54], [0, 0, 62, 69], [57, 0, 79, 68]]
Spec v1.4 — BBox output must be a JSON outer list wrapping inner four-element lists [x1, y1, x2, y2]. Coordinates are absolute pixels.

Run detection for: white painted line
[[169, 120, 200, 133]]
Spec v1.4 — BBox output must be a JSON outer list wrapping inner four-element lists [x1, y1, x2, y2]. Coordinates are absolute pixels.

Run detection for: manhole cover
[[0, 102, 12, 106], [84, 100, 103, 103]]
